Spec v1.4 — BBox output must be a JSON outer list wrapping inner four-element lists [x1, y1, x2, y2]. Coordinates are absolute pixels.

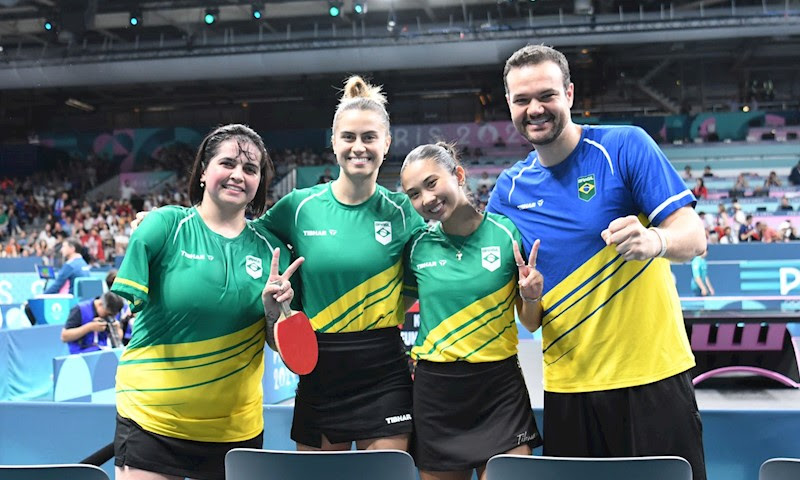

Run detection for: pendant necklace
[[442, 230, 469, 261], [453, 238, 468, 261], [442, 209, 482, 261]]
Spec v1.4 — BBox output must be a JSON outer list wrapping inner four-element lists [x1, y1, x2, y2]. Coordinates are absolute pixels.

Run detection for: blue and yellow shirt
[[487, 125, 696, 393]]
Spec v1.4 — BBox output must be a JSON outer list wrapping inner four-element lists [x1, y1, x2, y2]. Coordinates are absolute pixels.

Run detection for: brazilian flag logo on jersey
[[578, 174, 596, 202]]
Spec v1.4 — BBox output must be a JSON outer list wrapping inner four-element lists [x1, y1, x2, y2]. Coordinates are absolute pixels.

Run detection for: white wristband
[[650, 227, 668, 258], [520, 293, 542, 304]]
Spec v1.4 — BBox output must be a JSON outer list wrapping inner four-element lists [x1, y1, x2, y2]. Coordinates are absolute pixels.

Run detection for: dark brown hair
[[401, 141, 462, 175], [100, 291, 125, 316], [503, 44, 571, 94], [187, 124, 273, 217]]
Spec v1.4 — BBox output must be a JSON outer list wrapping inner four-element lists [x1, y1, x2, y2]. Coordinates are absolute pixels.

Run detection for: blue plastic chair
[[486, 454, 692, 480], [73, 277, 105, 301], [225, 448, 416, 480], [760, 458, 800, 480], [0, 464, 109, 480]]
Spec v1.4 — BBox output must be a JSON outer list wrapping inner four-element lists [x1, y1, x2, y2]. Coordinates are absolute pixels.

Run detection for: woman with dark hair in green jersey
[[111, 124, 303, 480], [401, 142, 543, 480], [253, 76, 426, 452], [128, 84, 423, 452]]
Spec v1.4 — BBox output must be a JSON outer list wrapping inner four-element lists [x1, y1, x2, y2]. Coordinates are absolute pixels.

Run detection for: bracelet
[[520, 293, 542, 304], [649, 227, 668, 258]]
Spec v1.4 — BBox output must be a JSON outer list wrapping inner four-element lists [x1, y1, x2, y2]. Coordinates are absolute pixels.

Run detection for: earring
[[200, 181, 205, 188]]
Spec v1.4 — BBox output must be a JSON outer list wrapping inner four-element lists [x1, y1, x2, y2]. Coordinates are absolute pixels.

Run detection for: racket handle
[[265, 281, 292, 352], [265, 315, 278, 352], [279, 300, 292, 318], [268, 280, 292, 318], [265, 303, 291, 353]]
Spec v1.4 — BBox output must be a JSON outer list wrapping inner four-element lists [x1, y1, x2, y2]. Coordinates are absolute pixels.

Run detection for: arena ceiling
[[0, 0, 798, 136]]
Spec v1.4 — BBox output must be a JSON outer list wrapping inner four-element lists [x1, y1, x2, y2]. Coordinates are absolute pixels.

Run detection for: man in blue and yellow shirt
[[488, 44, 708, 480]]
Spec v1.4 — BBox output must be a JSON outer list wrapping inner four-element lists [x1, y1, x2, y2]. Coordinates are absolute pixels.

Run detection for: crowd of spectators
[[275, 147, 336, 178], [697, 194, 798, 245], [684, 163, 800, 198], [0, 144, 337, 265], [1, 144, 796, 263]]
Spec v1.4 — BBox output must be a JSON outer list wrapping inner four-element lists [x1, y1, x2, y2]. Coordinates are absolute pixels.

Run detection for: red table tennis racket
[[266, 301, 318, 375]]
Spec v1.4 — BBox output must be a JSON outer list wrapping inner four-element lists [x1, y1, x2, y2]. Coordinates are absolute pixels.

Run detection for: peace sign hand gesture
[[262, 248, 305, 321], [512, 239, 544, 304]]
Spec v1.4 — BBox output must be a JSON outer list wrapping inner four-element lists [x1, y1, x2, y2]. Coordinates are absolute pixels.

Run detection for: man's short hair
[[503, 44, 571, 93], [101, 292, 124, 316]]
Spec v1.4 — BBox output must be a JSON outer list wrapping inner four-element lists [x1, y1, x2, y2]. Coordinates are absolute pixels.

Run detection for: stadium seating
[[485, 454, 692, 480], [73, 278, 105, 302], [225, 448, 416, 480]]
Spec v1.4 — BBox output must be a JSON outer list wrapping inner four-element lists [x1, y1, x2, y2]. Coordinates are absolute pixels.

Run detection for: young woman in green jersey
[[253, 76, 425, 452], [112, 124, 303, 480], [401, 143, 543, 480]]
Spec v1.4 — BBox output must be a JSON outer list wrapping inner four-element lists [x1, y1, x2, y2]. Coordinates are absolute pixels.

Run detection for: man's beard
[[519, 114, 564, 146]]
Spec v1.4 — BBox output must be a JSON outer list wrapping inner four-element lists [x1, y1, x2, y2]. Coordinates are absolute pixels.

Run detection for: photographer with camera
[[61, 291, 125, 354], [105, 269, 135, 345]]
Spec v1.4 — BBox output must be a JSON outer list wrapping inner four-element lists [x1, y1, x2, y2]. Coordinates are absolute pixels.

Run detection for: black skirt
[[114, 414, 263, 480], [291, 327, 414, 447], [411, 355, 542, 471]]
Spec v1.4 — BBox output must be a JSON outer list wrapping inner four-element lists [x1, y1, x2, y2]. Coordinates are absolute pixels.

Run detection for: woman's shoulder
[[485, 211, 517, 230], [375, 185, 425, 229], [128, 206, 196, 242], [144, 205, 197, 227], [410, 222, 438, 240], [244, 221, 289, 250], [290, 183, 328, 200], [376, 184, 411, 204]]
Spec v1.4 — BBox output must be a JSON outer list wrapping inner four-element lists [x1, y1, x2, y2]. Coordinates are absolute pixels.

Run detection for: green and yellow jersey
[[112, 205, 290, 442], [405, 212, 522, 363], [253, 183, 425, 333]]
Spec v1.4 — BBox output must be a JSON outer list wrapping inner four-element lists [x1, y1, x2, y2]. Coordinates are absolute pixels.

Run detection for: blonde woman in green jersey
[[128, 83, 423, 453], [112, 124, 303, 480], [401, 142, 542, 480], [253, 76, 426, 452]]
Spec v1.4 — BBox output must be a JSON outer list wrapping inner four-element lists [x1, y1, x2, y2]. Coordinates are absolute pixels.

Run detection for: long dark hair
[[187, 124, 273, 217]]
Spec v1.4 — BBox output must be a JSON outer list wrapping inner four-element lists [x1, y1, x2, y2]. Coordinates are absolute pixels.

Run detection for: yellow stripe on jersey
[[116, 320, 265, 442], [313, 260, 405, 333], [118, 319, 264, 368], [540, 240, 694, 393], [412, 277, 518, 362], [115, 276, 149, 294]]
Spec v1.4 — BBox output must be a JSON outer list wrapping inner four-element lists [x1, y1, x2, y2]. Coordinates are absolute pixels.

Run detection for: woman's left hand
[[513, 239, 544, 303], [261, 248, 304, 317]]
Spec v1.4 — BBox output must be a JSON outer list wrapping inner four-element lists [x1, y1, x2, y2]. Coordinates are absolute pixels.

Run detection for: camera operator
[[105, 269, 134, 345], [61, 291, 125, 354]]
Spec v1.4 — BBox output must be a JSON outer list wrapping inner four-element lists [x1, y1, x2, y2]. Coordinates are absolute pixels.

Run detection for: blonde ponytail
[[332, 75, 390, 133]]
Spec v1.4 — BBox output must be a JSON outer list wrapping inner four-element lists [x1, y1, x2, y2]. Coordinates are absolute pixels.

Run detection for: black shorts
[[412, 356, 542, 471], [291, 327, 413, 448], [544, 370, 706, 480], [114, 414, 263, 480]]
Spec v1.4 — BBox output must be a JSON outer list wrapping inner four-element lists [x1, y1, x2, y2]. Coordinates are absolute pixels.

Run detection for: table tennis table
[[683, 309, 800, 388]]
